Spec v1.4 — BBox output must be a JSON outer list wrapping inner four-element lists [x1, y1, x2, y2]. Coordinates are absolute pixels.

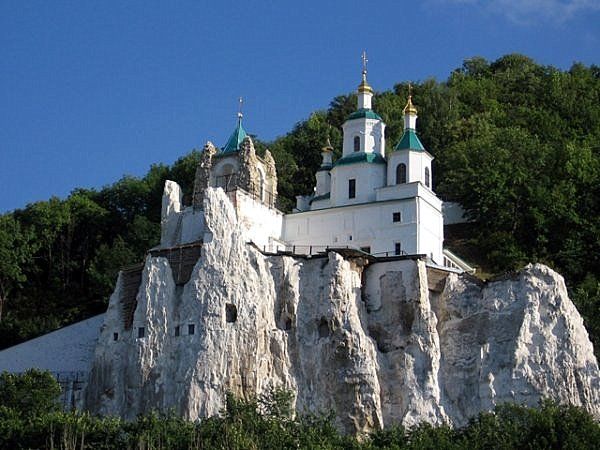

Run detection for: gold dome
[[358, 72, 373, 94], [403, 95, 417, 115]]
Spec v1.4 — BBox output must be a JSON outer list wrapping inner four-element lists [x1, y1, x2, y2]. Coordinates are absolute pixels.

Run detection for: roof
[[394, 129, 425, 151], [334, 152, 386, 167], [346, 108, 382, 121], [222, 117, 247, 153]]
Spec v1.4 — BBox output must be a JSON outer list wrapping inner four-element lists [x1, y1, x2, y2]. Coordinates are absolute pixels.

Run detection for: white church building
[[159, 62, 469, 271]]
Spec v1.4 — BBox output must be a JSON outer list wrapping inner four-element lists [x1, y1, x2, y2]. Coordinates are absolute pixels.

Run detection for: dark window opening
[[394, 242, 402, 256], [226, 303, 238, 323], [188, 324, 195, 335], [396, 163, 407, 184], [425, 167, 430, 188], [360, 246, 371, 254], [113, 332, 118, 341], [393, 212, 401, 223], [138, 327, 145, 338], [349, 235, 353, 241], [353, 136, 360, 152], [285, 318, 292, 331], [175, 326, 180, 337], [318, 317, 329, 338], [348, 179, 356, 199]]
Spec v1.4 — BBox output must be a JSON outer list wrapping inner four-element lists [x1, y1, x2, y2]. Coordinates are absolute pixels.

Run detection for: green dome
[[394, 129, 425, 151], [346, 108, 383, 121]]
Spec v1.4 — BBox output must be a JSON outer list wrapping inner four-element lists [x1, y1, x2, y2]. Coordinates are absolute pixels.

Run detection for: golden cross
[[408, 82, 412, 98], [361, 50, 368, 74]]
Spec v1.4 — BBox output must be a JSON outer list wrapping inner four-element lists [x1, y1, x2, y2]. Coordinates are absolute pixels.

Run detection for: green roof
[[346, 108, 382, 121], [310, 193, 330, 204], [334, 152, 386, 167], [394, 129, 425, 151], [222, 118, 247, 153]]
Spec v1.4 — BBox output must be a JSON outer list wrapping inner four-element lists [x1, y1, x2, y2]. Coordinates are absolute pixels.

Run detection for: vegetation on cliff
[[0, 371, 598, 449], [0, 54, 598, 356]]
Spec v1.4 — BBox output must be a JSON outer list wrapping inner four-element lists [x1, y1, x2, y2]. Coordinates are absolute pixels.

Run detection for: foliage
[[0, 384, 599, 450], [0, 369, 61, 418]]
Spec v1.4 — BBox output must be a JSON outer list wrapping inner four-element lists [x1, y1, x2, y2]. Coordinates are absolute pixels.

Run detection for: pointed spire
[[222, 97, 248, 153]]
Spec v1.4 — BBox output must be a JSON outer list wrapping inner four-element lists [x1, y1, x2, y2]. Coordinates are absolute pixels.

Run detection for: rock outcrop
[[85, 188, 600, 434]]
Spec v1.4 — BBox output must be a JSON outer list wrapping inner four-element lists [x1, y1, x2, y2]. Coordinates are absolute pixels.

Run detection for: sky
[[1, 0, 599, 213]]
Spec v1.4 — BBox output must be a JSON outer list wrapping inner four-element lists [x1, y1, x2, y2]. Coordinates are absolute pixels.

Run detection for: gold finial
[[358, 50, 373, 94], [322, 137, 333, 152], [403, 83, 417, 115]]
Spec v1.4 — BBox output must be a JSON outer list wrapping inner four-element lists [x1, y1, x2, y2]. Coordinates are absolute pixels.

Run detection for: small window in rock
[[318, 317, 330, 338], [394, 242, 402, 256], [226, 303, 238, 323], [188, 324, 195, 335], [113, 332, 118, 341], [138, 327, 145, 338], [175, 326, 180, 337], [393, 212, 401, 223], [285, 318, 292, 331]]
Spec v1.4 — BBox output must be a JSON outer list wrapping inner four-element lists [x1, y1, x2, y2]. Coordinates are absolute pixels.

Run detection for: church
[[159, 58, 469, 272]]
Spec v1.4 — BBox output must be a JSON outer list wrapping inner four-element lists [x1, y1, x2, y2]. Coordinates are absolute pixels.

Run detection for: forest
[[0, 53, 599, 358]]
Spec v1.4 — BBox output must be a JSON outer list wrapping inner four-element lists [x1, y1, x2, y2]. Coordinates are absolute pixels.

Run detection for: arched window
[[353, 136, 360, 152], [425, 167, 430, 188], [396, 163, 407, 184]]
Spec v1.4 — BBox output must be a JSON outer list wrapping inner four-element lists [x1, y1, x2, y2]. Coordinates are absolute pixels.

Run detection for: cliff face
[[85, 188, 600, 433]]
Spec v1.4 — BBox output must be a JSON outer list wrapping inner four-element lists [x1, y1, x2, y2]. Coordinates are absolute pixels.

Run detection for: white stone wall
[[330, 163, 386, 207]]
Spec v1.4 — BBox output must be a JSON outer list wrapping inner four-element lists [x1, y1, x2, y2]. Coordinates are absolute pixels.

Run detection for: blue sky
[[1, 0, 599, 213]]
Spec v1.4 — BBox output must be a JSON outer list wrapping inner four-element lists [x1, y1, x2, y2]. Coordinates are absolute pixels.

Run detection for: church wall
[[283, 199, 419, 256], [233, 190, 283, 251], [417, 198, 444, 264], [408, 152, 433, 186], [330, 163, 386, 207]]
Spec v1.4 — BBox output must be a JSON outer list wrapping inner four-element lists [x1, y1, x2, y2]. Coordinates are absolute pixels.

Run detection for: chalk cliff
[[84, 188, 600, 434]]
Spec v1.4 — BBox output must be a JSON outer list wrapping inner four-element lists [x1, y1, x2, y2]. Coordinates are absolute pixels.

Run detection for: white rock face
[[85, 188, 600, 433]]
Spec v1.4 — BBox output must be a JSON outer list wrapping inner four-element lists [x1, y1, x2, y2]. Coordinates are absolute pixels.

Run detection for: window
[[226, 304, 238, 323], [393, 212, 401, 223], [349, 235, 353, 241], [138, 327, 145, 338], [353, 136, 360, 152], [394, 242, 402, 256], [113, 332, 118, 341], [425, 167, 430, 188], [348, 179, 356, 199], [175, 326, 180, 337], [188, 324, 195, 335], [396, 163, 407, 184]]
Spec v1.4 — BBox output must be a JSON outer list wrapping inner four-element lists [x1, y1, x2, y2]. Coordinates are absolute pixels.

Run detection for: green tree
[[0, 215, 35, 322]]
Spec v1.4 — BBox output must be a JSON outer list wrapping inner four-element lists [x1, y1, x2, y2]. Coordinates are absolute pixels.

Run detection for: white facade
[[159, 67, 460, 268]]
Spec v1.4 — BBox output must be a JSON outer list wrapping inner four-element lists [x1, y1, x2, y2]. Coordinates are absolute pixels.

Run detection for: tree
[[0, 215, 35, 322], [0, 369, 60, 417]]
